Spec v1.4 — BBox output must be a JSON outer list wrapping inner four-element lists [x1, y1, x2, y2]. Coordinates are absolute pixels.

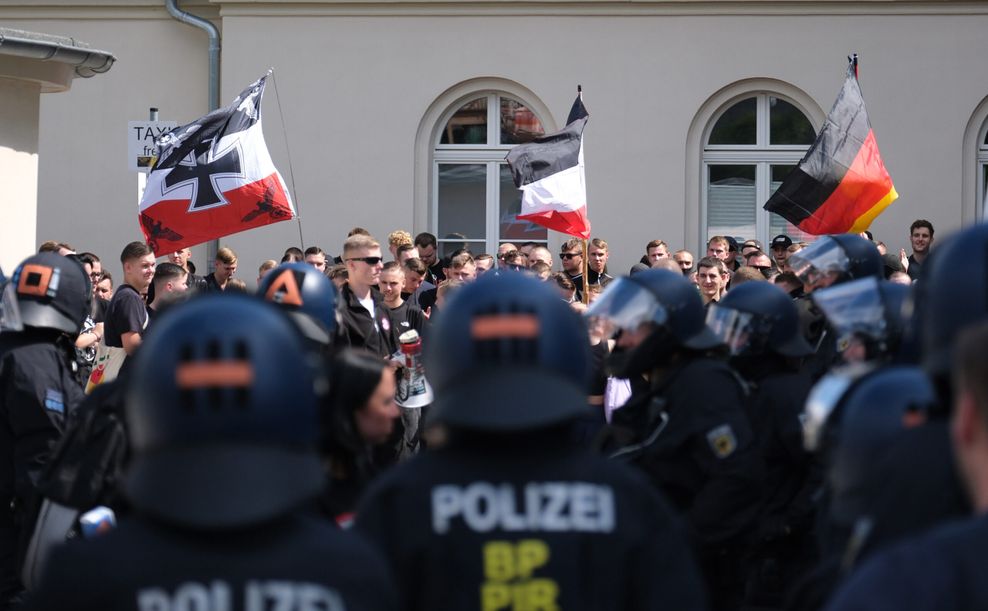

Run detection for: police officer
[[588, 269, 761, 611], [355, 273, 708, 610], [23, 294, 398, 610], [810, 277, 910, 365], [0, 253, 90, 608], [705, 281, 817, 607], [787, 234, 883, 380], [257, 261, 341, 351]]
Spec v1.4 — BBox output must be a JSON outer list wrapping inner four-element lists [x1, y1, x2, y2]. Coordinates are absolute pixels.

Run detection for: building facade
[[3, 0, 987, 280]]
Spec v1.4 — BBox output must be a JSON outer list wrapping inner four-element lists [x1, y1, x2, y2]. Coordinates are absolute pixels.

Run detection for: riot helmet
[[7, 253, 90, 335], [425, 272, 590, 431], [706, 281, 812, 358], [587, 269, 722, 378], [788, 234, 882, 291], [829, 367, 936, 524], [124, 294, 324, 529], [919, 224, 988, 379], [812, 277, 910, 362], [257, 262, 339, 345]]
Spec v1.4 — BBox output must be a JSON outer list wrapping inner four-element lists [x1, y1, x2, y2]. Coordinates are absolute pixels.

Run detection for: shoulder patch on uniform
[[706, 424, 737, 459], [44, 388, 65, 414]]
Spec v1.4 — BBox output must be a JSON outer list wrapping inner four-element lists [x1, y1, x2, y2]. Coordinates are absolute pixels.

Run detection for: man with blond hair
[[204, 246, 238, 292], [388, 230, 414, 260], [339, 235, 397, 358]]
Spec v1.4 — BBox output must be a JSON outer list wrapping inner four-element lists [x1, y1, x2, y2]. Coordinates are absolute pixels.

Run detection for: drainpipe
[[165, 0, 221, 265]]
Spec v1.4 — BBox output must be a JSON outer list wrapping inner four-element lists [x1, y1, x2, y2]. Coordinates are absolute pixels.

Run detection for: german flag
[[764, 56, 897, 235]]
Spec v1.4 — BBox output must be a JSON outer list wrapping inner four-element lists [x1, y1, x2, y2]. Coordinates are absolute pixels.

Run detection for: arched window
[[703, 93, 817, 245], [433, 92, 549, 256]]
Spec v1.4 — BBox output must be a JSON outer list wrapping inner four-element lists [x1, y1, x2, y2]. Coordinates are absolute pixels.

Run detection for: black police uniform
[[23, 512, 398, 611], [356, 429, 707, 611], [603, 357, 762, 609], [339, 284, 399, 358], [735, 357, 819, 605], [0, 330, 85, 606]]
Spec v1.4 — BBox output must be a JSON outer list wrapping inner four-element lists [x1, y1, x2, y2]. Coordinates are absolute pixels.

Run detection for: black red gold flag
[[764, 56, 897, 235]]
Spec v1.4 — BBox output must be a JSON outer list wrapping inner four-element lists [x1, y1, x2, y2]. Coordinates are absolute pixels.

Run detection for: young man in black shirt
[[104, 241, 154, 356], [338, 235, 398, 358], [380, 262, 426, 337], [204, 246, 238, 292]]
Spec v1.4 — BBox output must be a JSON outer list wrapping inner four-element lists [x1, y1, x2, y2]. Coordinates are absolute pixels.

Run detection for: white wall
[[4, 1, 987, 281]]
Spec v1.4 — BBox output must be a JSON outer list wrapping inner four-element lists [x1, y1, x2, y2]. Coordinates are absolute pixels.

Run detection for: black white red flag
[[138, 73, 295, 255], [505, 94, 591, 239]]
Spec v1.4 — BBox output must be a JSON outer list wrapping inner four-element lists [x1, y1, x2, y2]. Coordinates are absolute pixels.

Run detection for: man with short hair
[[147, 262, 188, 316], [906, 219, 934, 281], [496, 243, 516, 269], [414, 232, 444, 285], [204, 247, 237, 292], [745, 250, 775, 279], [396, 243, 419, 264], [527, 245, 553, 269], [167, 247, 207, 291], [770, 234, 793, 267], [674, 249, 695, 277], [517, 241, 538, 263], [401, 258, 437, 313], [304, 246, 328, 272], [707, 236, 732, 263], [696, 256, 729, 306], [588, 238, 613, 287], [105, 241, 155, 355], [257, 259, 277, 285], [380, 262, 426, 336], [448, 253, 477, 282], [560, 238, 585, 301], [339, 235, 398, 358], [645, 239, 670, 265], [474, 254, 494, 275]]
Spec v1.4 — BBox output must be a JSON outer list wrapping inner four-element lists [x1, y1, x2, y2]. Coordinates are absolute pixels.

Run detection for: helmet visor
[[0, 280, 23, 333], [706, 305, 762, 356], [585, 277, 668, 339], [811, 277, 887, 343], [788, 237, 849, 286], [803, 368, 863, 451]]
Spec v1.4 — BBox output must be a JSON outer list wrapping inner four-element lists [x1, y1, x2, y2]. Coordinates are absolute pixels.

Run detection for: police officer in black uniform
[[589, 269, 762, 611], [23, 294, 398, 610], [0, 253, 90, 609], [355, 272, 708, 611], [705, 281, 818, 607], [787, 234, 883, 381], [810, 277, 910, 366]]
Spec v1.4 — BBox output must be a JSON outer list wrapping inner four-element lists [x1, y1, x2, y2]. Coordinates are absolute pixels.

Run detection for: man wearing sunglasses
[[339, 234, 398, 359], [559, 238, 585, 302]]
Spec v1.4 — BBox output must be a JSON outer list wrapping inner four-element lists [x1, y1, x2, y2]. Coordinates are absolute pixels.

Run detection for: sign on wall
[[128, 120, 177, 173]]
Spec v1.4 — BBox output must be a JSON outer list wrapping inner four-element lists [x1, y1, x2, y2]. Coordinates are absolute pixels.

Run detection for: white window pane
[[707, 165, 756, 239], [498, 164, 547, 243], [438, 164, 486, 240]]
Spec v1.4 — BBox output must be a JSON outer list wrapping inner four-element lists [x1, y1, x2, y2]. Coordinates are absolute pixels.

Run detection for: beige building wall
[[3, 0, 987, 280]]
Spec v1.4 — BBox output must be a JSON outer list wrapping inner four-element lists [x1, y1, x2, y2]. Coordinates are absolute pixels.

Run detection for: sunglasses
[[559, 253, 581, 260], [346, 256, 383, 265]]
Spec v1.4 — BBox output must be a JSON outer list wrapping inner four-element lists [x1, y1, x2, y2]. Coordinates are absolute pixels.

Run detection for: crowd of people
[[0, 214, 983, 611]]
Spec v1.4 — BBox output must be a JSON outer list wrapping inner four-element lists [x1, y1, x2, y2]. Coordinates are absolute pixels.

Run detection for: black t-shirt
[[103, 285, 148, 349], [388, 301, 427, 338], [22, 513, 399, 611]]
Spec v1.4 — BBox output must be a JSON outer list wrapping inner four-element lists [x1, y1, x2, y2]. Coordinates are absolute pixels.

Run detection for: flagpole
[[270, 68, 305, 249], [849, 53, 858, 80]]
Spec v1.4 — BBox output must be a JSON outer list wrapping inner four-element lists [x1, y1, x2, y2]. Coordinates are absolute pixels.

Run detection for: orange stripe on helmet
[[471, 314, 540, 340], [175, 362, 255, 388]]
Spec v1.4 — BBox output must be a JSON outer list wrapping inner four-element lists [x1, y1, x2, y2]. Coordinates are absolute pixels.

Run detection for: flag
[[764, 57, 897, 235], [138, 73, 294, 255], [505, 94, 591, 239]]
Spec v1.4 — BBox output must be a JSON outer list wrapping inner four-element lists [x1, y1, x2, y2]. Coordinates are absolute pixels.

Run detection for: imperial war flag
[[138, 74, 295, 255]]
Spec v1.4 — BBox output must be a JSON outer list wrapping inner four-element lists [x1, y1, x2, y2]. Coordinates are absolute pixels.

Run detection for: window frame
[[431, 91, 550, 255], [701, 92, 816, 245]]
